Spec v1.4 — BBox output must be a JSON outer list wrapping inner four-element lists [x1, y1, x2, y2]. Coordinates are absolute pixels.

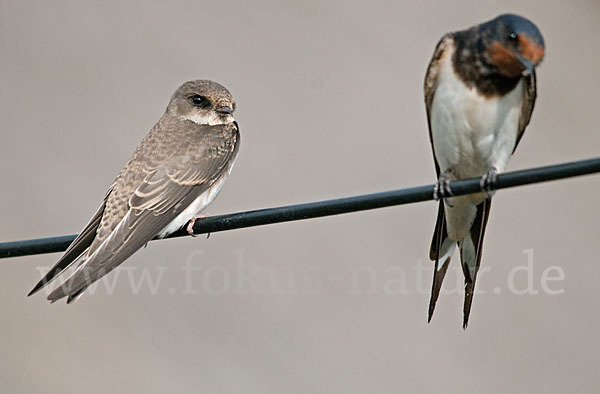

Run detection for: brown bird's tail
[[428, 198, 492, 328]]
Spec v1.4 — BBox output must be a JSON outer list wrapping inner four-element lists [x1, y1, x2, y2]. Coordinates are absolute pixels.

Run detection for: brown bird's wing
[[513, 72, 537, 152], [424, 34, 456, 321], [28, 183, 115, 296], [46, 122, 239, 302]]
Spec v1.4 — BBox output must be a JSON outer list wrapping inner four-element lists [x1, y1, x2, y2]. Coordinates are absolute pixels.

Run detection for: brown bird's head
[[481, 14, 545, 78], [167, 80, 236, 125]]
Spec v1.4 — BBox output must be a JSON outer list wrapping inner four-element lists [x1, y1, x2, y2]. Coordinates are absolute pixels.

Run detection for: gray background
[[1, 0, 599, 393]]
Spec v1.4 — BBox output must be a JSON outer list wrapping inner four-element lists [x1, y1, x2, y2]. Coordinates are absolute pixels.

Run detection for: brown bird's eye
[[190, 95, 210, 108]]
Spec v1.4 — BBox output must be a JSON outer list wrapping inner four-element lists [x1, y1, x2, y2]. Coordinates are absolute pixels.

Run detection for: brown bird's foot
[[480, 167, 498, 192], [186, 214, 210, 237], [433, 171, 454, 200]]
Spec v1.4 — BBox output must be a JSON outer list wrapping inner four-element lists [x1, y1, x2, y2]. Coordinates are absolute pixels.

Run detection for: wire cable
[[1, 156, 599, 259]]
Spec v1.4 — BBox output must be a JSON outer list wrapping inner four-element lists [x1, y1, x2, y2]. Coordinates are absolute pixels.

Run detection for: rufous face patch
[[518, 34, 545, 64], [487, 41, 523, 78]]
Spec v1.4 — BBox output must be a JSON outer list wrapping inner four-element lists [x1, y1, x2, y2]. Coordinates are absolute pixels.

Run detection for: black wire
[[1, 156, 599, 259]]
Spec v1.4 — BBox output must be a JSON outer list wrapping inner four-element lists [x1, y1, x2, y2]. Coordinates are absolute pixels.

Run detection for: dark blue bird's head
[[480, 14, 545, 78]]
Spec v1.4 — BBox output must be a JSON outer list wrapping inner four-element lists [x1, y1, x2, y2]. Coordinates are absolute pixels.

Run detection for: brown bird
[[424, 14, 545, 327], [28, 80, 240, 303]]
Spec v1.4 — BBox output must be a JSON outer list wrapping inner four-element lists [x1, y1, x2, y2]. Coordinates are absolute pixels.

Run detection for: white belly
[[430, 47, 523, 179], [156, 170, 232, 238]]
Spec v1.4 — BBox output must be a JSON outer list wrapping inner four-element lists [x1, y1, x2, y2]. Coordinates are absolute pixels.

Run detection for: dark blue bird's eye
[[508, 32, 518, 41], [190, 95, 210, 107]]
